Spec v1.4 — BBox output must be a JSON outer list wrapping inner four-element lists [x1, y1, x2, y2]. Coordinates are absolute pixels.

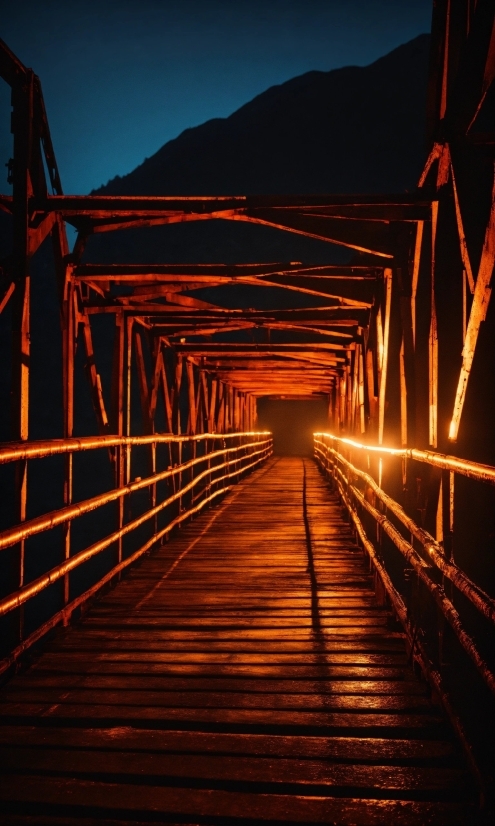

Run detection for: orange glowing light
[[313, 432, 403, 456], [313, 432, 495, 484]]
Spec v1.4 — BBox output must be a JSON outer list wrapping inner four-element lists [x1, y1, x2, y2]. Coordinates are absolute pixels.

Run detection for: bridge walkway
[[0, 457, 476, 824]]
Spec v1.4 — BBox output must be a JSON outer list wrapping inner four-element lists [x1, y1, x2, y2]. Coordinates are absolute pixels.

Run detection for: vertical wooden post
[[62, 268, 75, 609], [395, 229, 418, 453], [334, 381, 340, 432], [160, 354, 174, 434], [346, 357, 352, 431], [133, 327, 152, 435], [186, 361, 197, 436], [12, 274, 30, 634], [10, 70, 35, 642], [411, 221, 424, 347], [365, 348, 376, 435], [199, 370, 209, 434], [52, 210, 74, 606], [133, 328, 158, 531], [125, 317, 133, 489], [429, 203, 439, 448], [234, 388, 241, 432], [112, 312, 125, 566], [172, 356, 183, 436], [358, 348, 365, 434], [376, 307, 384, 383], [448, 172, 495, 442], [148, 340, 165, 538], [339, 374, 346, 431], [216, 382, 225, 434], [378, 268, 392, 446], [173, 357, 184, 514], [81, 313, 110, 433], [149, 341, 163, 430], [350, 347, 359, 433], [399, 338, 407, 448], [225, 383, 230, 433], [187, 363, 199, 505], [435, 467, 452, 665], [239, 393, 244, 432], [150, 433, 157, 535], [208, 379, 217, 433], [225, 385, 232, 432], [441, 468, 454, 563]]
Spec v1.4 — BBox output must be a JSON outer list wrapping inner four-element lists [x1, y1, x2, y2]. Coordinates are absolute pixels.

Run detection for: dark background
[[258, 399, 330, 455], [0, 0, 432, 197]]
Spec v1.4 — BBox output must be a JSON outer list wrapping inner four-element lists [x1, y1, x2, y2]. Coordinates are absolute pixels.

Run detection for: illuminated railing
[[0, 431, 272, 674], [314, 432, 495, 792], [314, 433, 495, 483]]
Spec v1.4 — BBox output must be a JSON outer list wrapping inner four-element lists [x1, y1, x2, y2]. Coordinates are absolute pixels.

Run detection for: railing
[[314, 432, 495, 799], [0, 431, 272, 675]]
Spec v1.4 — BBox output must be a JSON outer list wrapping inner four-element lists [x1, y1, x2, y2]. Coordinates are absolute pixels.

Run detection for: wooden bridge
[[0, 458, 481, 824], [1, 2, 495, 823]]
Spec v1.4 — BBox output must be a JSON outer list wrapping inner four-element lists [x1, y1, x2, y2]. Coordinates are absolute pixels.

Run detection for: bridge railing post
[[9, 68, 35, 649]]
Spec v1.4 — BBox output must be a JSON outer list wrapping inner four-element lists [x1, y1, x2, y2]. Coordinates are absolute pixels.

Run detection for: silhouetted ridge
[[95, 34, 430, 197]]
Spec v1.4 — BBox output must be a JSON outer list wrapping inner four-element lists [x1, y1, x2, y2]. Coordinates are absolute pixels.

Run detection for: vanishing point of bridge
[[1, 3, 495, 823]]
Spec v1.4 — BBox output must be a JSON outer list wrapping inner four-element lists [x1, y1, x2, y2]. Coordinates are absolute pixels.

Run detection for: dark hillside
[[96, 34, 430, 198]]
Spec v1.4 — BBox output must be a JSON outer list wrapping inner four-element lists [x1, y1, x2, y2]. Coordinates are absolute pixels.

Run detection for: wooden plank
[[3, 676, 427, 695], [0, 775, 475, 825], [0, 725, 455, 761], [0, 686, 432, 712], [0, 747, 469, 796], [0, 725, 456, 765]]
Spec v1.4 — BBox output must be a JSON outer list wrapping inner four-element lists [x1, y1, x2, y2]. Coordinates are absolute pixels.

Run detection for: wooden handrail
[[0, 441, 271, 618], [314, 431, 495, 483], [314, 437, 495, 623], [0, 432, 273, 673], [0, 431, 271, 464], [315, 436, 495, 697], [0, 439, 270, 550]]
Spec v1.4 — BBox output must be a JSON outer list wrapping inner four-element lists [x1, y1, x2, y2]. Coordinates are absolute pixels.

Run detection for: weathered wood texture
[[0, 458, 476, 824]]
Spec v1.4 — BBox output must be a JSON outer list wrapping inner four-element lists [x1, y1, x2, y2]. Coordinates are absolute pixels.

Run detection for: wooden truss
[[1, 0, 494, 458]]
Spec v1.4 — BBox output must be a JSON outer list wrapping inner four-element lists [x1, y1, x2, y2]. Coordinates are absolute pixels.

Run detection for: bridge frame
[[1, 0, 495, 807]]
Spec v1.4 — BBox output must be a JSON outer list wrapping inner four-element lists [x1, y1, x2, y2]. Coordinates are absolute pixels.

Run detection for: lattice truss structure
[[0, 0, 494, 452]]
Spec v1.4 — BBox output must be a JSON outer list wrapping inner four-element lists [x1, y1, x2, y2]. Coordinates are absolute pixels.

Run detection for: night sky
[[1, 0, 432, 195]]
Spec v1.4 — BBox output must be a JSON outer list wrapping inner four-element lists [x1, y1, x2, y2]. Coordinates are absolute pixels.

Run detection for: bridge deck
[[0, 457, 476, 824]]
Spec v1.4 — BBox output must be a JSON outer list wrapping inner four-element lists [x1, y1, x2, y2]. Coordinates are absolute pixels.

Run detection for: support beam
[[449, 171, 495, 441], [378, 269, 392, 445], [80, 312, 109, 434]]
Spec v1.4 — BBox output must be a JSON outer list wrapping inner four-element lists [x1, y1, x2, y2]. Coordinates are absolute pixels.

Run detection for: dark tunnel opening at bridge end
[[257, 397, 329, 456]]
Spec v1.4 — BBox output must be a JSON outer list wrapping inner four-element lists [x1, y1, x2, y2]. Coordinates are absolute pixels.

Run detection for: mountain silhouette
[[96, 34, 430, 197]]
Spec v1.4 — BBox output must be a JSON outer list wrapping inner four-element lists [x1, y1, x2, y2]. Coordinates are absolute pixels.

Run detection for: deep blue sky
[[1, 0, 432, 195]]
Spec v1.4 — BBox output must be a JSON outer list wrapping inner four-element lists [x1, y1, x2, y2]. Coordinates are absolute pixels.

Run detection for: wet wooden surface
[[0, 457, 477, 824]]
